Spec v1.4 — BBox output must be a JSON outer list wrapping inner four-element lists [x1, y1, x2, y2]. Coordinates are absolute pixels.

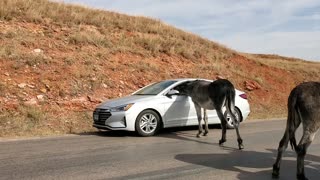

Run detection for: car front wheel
[[135, 110, 161, 137], [224, 107, 242, 129]]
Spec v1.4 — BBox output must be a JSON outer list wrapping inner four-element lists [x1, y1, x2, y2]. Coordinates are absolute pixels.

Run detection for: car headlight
[[110, 103, 134, 112]]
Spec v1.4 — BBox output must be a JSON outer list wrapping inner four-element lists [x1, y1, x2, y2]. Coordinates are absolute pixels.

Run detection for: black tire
[[224, 107, 242, 129], [135, 110, 161, 137]]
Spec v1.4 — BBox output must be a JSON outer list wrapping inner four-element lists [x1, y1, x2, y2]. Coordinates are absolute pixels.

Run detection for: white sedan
[[93, 78, 250, 136]]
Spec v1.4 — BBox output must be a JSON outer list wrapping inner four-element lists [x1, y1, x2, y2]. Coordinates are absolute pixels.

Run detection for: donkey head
[[174, 81, 195, 96]]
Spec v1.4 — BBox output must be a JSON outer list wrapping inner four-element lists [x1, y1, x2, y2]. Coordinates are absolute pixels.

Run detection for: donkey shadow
[[158, 124, 242, 151], [175, 149, 320, 180]]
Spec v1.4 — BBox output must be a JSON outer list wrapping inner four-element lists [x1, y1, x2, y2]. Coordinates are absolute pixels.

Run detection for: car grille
[[93, 109, 111, 126]]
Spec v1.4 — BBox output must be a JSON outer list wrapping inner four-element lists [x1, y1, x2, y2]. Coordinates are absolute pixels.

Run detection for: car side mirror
[[166, 89, 179, 97]]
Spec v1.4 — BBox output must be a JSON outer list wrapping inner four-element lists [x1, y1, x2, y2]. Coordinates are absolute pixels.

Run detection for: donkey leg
[[273, 117, 301, 178], [216, 108, 227, 145], [272, 129, 290, 178], [195, 105, 203, 138], [296, 131, 317, 180], [203, 109, 209, 136], [227, 107, 243, 149], [226, 102, 244, 149], [235, 127, 243, 150]]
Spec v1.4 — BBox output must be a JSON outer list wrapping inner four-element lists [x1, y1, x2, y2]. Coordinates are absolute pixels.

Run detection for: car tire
[[224, 107, 242, 129], [135, 110, 161, 137]]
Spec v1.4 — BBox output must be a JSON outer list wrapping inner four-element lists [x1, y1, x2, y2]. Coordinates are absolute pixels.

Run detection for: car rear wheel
[[224, 107, 242, 129], [135, 110, 161, 137]]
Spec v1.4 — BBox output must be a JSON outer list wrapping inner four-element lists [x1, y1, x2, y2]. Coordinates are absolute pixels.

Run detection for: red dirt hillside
[[0, 0, 319, 137]]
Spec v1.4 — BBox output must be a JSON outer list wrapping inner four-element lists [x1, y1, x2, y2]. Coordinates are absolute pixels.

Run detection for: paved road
[[1, 119, 320, 180]]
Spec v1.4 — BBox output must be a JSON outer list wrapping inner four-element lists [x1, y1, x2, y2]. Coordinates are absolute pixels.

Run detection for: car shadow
[[78, 130, 138, 137], [82, 124, 222, 138], [175, 148, 320, 180]]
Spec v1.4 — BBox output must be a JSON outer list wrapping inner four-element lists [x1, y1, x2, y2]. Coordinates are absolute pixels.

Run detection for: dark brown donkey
[[175, 79, 243, 150], [272, 81, 320, 180]]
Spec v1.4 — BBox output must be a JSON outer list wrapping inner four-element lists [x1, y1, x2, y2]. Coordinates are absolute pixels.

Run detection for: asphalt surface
[[1, 119, 320, 180]]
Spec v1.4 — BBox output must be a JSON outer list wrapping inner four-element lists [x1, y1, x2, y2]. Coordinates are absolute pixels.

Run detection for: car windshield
[[134, 80, 177, 95]]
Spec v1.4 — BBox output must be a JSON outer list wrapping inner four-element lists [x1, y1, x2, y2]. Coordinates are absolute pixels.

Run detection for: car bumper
[[241, 109, 250, 122], [240, 103, 250, 121], [92, 108, 136, 131]]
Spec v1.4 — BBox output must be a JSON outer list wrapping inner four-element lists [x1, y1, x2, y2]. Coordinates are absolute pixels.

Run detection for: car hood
[[96, 95, 156, 108]]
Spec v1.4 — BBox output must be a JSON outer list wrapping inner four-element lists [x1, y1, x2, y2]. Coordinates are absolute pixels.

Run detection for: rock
[[37, 95, 45, 101], [24, 98, 38, 106], [245, 85, 254, 91], [18, 83, 27, 89], [244, 80, 261, 91], [216, 75, 225, 80], [4, 72, 9, 76], [45, 84, 50, 90], [27, 84, 35, 89], [71, 97, 87, 103], [33, 49, 43, 53], [40, 88, 47, 93], [87, 95, 103, 103]]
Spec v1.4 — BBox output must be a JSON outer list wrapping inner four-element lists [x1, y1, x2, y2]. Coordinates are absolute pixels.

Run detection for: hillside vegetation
[[1, 0, 319, 137]]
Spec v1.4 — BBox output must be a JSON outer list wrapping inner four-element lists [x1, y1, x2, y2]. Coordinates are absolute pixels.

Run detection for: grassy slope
[[0, 0, 319, 137]]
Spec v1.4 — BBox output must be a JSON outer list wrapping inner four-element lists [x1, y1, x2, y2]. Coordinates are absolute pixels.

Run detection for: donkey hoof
[[272, 165, 280, 178], [272, 171, 279, 179], [196, 134, 201, 138], [203, 132, 208, 136], [238, 144, 244, 150], [219, 139, 226, 145], [297, 174, 308, 180]]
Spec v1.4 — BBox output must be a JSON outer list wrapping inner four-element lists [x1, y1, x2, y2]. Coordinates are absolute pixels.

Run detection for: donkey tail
[[287, 89, 300, 151], [225, 87, 237, 123]]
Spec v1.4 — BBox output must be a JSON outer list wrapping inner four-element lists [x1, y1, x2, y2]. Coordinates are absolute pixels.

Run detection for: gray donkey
[[175, 79, 243, 150], [272, 81, 320, 180]]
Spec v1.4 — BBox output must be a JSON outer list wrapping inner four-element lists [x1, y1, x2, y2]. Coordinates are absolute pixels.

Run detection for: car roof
[[160, 78, 245, 95], [165, 78, 212, 82]]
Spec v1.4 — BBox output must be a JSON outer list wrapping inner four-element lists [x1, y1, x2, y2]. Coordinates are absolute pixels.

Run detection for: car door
[[206, 109, 220, 124], [162, 94, 197, 127]]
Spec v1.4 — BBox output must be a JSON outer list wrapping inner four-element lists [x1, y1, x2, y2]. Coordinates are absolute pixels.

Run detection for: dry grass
[[0, 0, 235, 61], [0, 82, 6, 96], [0, 106, 46, 137], [130, 59, 160, 73], [245, 53, 320, 77], [68, 30, 112, 48], [0, 106, 94, 137]]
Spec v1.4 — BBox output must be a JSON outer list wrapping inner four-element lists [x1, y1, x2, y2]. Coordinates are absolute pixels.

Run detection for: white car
[[93, 78, 250, 136]]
